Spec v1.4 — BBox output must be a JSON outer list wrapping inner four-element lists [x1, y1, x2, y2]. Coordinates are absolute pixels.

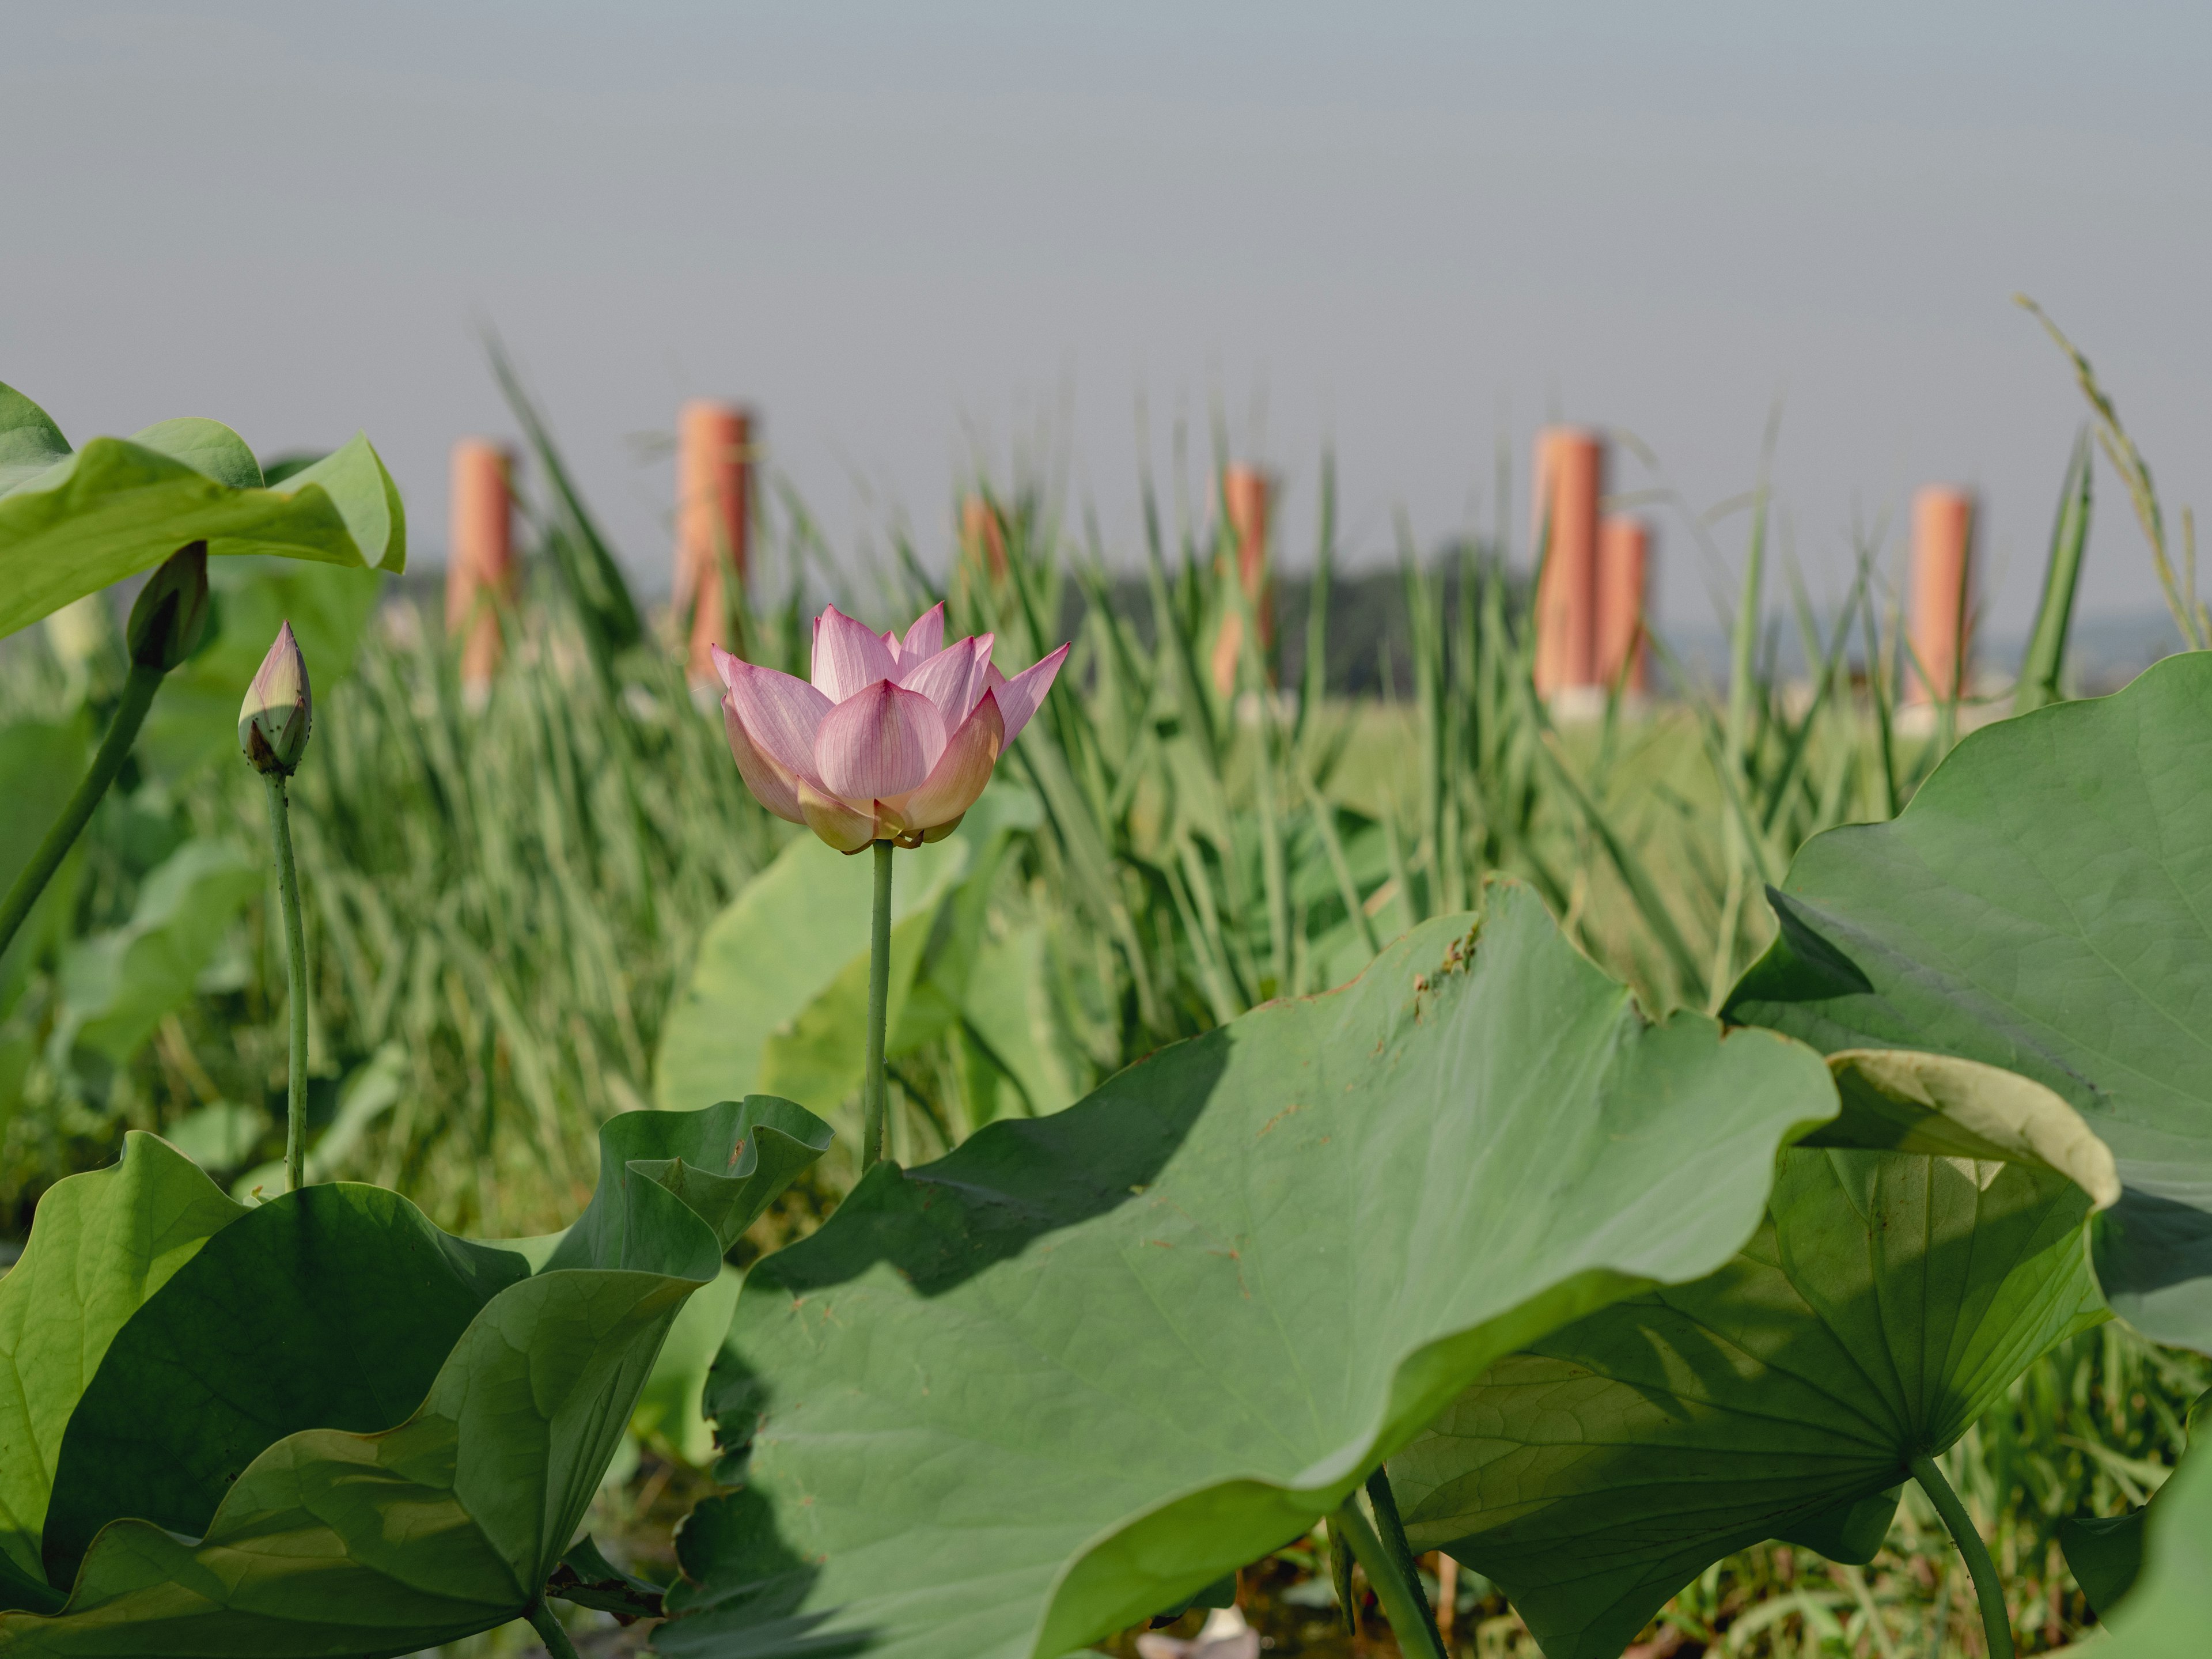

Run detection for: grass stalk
[[2015, 429, 2093, 717]]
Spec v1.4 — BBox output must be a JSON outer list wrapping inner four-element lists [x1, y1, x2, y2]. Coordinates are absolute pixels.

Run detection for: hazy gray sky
[[6, 1, 2209, 635]]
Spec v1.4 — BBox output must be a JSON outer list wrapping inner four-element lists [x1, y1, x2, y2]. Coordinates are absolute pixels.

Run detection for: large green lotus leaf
[[40, 1185, 529, 1586], [1390, 1149, 2106, 1659], [1816, 1049, 2121, 1204], [2056, 1391, 2211, 1623], [0, 1135, 247, 1607], [1724, 652, 2212, 1350], [0, 1097, 830, 1656], [2089, 1440, 2212, 1653], [0, 382, 406, 641], [654, 884, 1840, 1659], [654, 833, 969, 1113], [631, 1266, 745, 1465]]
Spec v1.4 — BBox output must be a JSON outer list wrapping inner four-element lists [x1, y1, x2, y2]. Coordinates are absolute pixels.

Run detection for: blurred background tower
[[1531, 427, 1603, 702], [1596, 513, 1650, 695], [1907, 485, 1976, 704], [445, 438, 515, 697], [960, 493, 1008, 596], [1210, 464, 1274, 696], [676, 399, 752, 683]]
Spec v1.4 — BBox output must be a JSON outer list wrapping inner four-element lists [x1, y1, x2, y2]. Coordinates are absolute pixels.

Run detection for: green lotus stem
[[1334, 1486, 1447, 1659], [524, 1596, 582, 1659], [1910, 1451, 2014, 1659], [263, 773, 310, 1193], [1363, 1467, 1449, 1658], [0, 660, 162, 962], [862, 838, 895, 1168]]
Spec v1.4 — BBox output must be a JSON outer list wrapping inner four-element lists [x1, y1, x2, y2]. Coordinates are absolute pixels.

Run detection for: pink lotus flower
[[714, 604, 1069, 853]]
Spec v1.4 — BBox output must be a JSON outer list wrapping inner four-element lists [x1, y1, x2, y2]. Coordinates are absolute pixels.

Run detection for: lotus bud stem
[[0, 541, 209, 960], [241, 622, 314, 1192]]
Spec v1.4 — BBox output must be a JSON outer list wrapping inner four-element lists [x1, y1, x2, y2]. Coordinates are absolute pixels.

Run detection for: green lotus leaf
[[1812, 1049, 2122, 1205], [654, 883, 1840, 1659], [2056, 1387, 2210, 1623], [0, 382, 406, 641], [2060, 1506, 2146, 1619], [0, 1096, 830, 1656], [0, 1134, 248, 1609], [1389, 1148, 2107, 1659], [2086, 1440, 2212, 1652], [1724, 652, 2212, 1350]]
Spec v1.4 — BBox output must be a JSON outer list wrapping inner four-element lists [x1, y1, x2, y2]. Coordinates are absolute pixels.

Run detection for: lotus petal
[[899, 635, 993, 725], [717, 649, 832, 783], [816, 680, 946, 801], [894, 694, 1005, 834], [986, 643, 1070, 745], [798, 781, 879, 854], [896, 604, 945, 669], [810, 605, 899, 703], [721, 696, 805, 824]]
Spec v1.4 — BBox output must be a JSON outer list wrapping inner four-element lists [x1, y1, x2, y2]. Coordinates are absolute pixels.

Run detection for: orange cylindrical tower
[[1907, 486, 1975, 704], [1596, 514, 1650, 695], [677, 400, 752, 683], [1532, 427, 1604, 696], [446, 438, 516, 692], [961, 494, 1007, 585], [1211, 464, 1274, 695]]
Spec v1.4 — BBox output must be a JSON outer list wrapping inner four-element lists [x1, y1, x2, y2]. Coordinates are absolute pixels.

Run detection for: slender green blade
[[2013, 428, 2092, 717]]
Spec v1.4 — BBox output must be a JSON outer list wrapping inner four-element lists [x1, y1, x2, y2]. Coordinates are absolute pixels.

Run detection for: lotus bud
[[239, 621, 312, 775], [125, 541, 210, 671]]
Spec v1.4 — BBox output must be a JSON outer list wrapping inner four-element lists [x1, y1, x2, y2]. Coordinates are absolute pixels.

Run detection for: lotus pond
[[0, 315, 2209, 1659]]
